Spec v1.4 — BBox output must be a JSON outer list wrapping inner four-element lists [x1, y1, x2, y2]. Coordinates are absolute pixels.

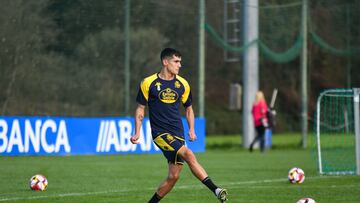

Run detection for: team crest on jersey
[[155, 82, 162, 91], [159, 88, 179, 103], [174, 81, 181, 88]]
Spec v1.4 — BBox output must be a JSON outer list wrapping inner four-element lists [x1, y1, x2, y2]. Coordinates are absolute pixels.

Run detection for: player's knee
[[183, 149, 197, 166], [168, 173, 180, 183]]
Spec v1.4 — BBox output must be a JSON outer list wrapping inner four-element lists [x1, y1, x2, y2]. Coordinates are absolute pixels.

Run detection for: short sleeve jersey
[[136, 73, 192, 139]]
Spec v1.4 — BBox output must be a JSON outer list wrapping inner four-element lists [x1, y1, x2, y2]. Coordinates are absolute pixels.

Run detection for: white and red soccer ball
[[29, 174, 48, 191], [288, 167, 305, 184], [297, 198, 316, 203]]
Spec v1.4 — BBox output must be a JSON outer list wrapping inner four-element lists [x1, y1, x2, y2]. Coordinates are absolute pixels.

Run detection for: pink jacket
[[251, 100, 269, 127]]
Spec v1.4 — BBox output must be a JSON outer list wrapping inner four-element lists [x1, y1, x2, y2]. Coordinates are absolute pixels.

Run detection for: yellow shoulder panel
[[176, 75, 191, 104], [140, 73, 158, 101]]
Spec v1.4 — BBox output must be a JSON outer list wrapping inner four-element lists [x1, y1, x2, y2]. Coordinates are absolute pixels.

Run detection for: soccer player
[[130, 48, 228, 203]]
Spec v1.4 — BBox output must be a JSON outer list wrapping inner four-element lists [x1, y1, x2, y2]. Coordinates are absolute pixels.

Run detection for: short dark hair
[[160, 48, 182, 62]]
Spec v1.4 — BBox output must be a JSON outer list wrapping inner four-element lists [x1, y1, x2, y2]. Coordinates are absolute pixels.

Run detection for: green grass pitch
[[1, 134, 360, 202]]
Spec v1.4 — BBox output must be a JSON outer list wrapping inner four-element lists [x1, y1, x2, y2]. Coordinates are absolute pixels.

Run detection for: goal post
[[315, 88, 360, 175], [354, 88, 360, 175]]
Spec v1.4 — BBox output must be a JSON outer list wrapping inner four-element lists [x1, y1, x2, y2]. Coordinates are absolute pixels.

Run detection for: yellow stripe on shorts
[[154, 135, 175, 151]]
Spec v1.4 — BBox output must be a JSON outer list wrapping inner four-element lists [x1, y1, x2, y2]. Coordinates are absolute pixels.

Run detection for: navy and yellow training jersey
[[136, 73, 192, 139]]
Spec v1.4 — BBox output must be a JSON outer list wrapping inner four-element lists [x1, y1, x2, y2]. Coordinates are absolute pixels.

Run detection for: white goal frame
[[316, 88, 360, 175]]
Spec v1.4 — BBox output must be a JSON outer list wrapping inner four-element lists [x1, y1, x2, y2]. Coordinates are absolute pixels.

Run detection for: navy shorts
[[153, 133, 185, 165]]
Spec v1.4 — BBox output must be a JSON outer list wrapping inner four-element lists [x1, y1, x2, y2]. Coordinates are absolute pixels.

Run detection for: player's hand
[[271, 109, 276, 115], [188, 130, 197, 142], [261, 118, 269, 128], [130, 135, 139, 144]]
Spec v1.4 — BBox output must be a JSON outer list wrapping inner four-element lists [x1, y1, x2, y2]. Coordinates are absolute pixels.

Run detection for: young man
[[130, 48, 228, 202]]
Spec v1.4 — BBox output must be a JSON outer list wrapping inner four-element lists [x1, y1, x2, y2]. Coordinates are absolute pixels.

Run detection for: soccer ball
[[297, 198, 316, 203], [288, 167, 305, 184], [29, 174, 48, 191]]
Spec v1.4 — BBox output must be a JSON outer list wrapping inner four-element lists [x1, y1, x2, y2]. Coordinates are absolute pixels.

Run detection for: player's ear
[[162, 57, 170, 66]]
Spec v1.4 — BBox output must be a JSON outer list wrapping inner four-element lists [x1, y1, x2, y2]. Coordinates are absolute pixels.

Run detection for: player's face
[[164, 55, 182, 75]]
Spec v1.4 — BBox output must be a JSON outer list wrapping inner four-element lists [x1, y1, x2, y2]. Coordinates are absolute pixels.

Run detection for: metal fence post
[[354, 88, 360, 175]]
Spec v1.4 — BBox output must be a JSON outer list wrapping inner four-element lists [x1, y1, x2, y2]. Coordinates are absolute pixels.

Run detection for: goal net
[[315, 89, 360, 175]]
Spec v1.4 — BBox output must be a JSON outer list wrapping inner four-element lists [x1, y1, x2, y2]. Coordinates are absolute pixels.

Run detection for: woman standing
[[249, 91, 269, 152]]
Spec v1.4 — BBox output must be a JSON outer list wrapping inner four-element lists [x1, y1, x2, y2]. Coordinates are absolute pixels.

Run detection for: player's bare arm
[[130, 104, 145, 144], [185, 105, 196, 141]]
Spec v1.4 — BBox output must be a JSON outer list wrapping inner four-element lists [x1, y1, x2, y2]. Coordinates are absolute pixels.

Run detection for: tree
[[0, 0, 59, 115], [73, 27, 167, 115]]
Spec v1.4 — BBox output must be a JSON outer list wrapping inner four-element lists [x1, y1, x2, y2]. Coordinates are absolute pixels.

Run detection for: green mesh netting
[[205, 22, 302, 63], [310, 31, 360, 56], [258, 36, 303, 63], [204, 23, 258, 53], [205, 1, 360, 62], [314, 89, 356, 175]]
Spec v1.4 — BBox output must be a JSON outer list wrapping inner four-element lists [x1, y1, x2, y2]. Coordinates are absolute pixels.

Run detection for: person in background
[[249, 91, 269, 152]]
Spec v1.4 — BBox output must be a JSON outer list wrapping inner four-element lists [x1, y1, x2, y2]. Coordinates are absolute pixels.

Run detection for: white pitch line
[[222, 174, 345, 186], [0, 189, 147, 202], [0, 175, 347, 202], [229, 184, 360, 189]]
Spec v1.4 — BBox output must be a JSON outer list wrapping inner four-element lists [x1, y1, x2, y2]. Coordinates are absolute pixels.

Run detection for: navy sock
[[201, 176, 218, 193], [148, 192, 162, 203]]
